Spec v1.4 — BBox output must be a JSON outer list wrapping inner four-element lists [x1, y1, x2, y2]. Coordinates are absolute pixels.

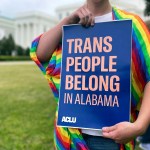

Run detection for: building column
[[20, 23, 24, 47], [18, 25, 21, 44], [39, 24, 43, 34], [26, 23, 30, 48], [15, 24, 19, 45], [33, 23, 37, 39]]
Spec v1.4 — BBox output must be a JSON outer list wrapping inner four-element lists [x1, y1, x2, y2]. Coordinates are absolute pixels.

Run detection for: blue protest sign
[[57, 20, 132, 130]]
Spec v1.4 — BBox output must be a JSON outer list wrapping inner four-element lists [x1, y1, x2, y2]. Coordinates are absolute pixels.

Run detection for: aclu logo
[[62, 116, 76, 123]]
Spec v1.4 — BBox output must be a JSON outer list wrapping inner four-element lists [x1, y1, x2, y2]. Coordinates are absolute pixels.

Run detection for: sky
[[0, 0, 84, 18]]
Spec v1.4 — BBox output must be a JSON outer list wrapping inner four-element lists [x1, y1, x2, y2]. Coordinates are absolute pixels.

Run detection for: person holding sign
[[30, 0, 150, 149]]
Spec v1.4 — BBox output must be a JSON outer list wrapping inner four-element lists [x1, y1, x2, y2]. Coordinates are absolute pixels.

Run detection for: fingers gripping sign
[[102, 122, 144, 144], [68, 5, 95, 26], [79, 6, 95, 26]]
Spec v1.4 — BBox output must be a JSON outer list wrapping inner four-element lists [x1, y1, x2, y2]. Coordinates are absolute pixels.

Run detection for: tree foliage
[[0, 35, 15, 55], [145, 0, 150, 16], [0, 34, 29, 56]]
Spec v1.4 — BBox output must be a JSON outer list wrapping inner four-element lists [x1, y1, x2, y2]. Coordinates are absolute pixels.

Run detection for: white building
[[0, 12, 57, 49], [14, 11, 57, 48], [0, 16, 14, 40], [0, 0, 149, 49], [56, 0, 147, 20]]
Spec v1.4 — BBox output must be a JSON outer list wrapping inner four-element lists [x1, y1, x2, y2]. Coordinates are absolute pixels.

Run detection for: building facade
[[0, 0, 149, 49], [0, 12, 57, 49], [0, 16, 14, 40], [56, 0, 147, 21], [14, 12, 57, 48]]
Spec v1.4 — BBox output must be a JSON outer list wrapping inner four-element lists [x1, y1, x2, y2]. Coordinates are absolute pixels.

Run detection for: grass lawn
[[0, 63, 141, 150], [0, 63, 56, 150]]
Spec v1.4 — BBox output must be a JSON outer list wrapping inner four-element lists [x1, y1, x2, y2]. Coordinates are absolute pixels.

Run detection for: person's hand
[[102, 122, 144, 144], [67, 5, 95, 27]]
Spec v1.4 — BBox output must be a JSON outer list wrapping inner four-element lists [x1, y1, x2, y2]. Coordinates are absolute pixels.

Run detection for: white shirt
[[82, 12, 113, 136]]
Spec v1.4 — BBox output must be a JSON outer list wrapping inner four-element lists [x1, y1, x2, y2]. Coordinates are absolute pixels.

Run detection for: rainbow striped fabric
[[30, 7, 150, 150]]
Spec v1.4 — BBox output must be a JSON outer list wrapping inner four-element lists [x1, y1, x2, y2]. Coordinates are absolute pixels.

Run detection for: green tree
[[15, 45, 24, 56], [0, 37, 8, 55], [0, 34, 15, 55], [7, 34, 15, 55], [24, 47, 30, 56], [145, 0, 150, 16]]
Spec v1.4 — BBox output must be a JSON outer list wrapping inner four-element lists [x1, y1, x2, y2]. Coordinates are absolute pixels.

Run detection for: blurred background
[[0, 0, 150, 150]]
